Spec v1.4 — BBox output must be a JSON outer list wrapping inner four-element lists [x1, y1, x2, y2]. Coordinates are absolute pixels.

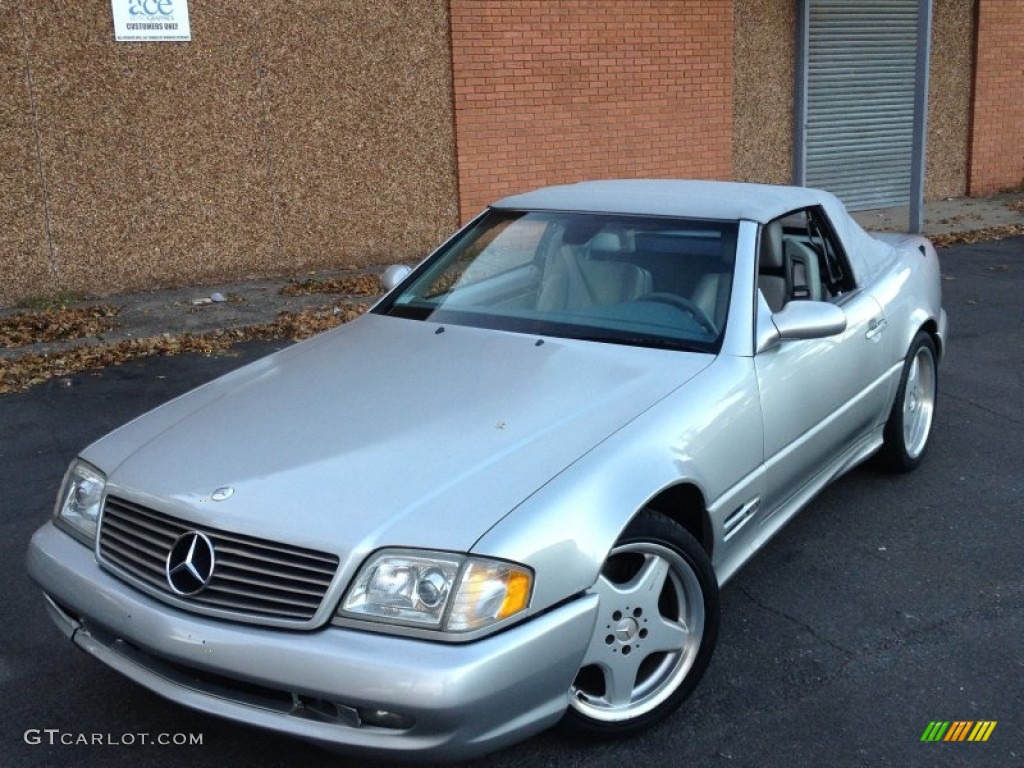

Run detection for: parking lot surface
[[2, 237, 1021, 767]]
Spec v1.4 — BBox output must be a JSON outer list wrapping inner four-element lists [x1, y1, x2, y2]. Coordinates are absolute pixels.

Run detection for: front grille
[[98, 496, 339, 624]]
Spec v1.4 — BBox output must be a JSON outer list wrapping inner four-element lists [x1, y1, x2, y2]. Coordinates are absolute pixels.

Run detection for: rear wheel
[[877, 331, 937, 472], [562, 510, 718, 737]]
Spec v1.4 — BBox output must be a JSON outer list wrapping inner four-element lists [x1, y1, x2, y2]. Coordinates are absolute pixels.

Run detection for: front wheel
[[562, 510, 719, 737], [877, 331, 938, 472]]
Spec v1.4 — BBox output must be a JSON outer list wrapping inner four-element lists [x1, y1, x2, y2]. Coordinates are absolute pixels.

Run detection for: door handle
[[865, 316, 888, 340]]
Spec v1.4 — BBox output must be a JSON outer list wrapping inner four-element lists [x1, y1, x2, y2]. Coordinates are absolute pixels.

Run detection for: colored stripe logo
[[921, 721, 997, 742]]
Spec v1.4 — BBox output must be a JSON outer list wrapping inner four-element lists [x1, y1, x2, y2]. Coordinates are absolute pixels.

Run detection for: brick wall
[[450, 1, 734, 220], [969, 0, 1024, 195]]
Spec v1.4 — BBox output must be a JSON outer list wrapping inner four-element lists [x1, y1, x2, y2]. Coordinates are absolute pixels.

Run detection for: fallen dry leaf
[[0, 304, 367, 396], [281, 274, 382, 297], [0, 305, 120, 348], [932, 224, 1024, 248]]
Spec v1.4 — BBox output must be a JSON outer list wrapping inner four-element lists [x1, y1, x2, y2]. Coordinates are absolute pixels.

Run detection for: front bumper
[[27, 522, 598, 760]]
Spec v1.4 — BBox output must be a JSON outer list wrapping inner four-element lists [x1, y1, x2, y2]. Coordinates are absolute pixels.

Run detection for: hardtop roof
[[491, 179, 834, 224]]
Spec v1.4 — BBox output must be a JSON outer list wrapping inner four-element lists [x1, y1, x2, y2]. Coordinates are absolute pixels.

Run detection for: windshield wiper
[[573, 335, 709, 353]]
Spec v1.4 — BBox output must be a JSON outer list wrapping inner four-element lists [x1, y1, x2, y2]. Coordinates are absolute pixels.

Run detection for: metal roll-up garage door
[[803, 0, 921, 210]]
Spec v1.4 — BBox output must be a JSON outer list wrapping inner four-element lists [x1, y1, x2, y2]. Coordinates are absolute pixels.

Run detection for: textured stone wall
[[926, 0, 975, 200], [1, 1, 53, 304], [450, 0, 734, 221], [0, 1, 458, 307], [732, 0, 795, 186], [969, 0, 1024, 195]]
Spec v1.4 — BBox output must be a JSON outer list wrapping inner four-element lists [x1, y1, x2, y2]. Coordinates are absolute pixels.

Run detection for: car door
[[753, 208, 892, 518]]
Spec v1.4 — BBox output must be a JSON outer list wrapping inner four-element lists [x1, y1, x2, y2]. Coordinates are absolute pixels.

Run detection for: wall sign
[[111, 0, 192, 42]]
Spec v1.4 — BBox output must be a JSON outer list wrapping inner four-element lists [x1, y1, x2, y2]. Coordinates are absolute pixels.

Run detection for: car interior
[[387, 208, 853, 350], [528, 217, 737, 338], [758, 207, 856, 312]]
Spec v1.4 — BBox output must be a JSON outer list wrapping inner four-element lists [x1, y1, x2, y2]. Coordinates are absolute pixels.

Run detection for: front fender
[[471, 356, 763, 614]]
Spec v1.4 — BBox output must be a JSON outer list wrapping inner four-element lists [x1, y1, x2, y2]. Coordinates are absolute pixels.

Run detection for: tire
[[877, 331, 938, 472], [561, 510, 719, 738]]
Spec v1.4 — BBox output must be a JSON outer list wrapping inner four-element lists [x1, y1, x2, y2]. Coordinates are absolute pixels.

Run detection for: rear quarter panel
[[868, 233, 945, 363]]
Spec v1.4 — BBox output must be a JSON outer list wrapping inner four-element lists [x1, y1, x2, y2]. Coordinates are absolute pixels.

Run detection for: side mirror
[[757, 301, 847, 353], [381, 264, 412, 292]]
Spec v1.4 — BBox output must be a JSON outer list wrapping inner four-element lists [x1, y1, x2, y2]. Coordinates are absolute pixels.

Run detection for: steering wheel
[[637, 292, 717, 335]]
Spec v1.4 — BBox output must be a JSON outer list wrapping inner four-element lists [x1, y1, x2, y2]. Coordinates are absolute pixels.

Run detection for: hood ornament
[[210, 486, 234, 501]]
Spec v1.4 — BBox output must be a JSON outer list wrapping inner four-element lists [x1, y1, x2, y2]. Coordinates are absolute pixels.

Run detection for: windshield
[[376, 210, 738, 353]]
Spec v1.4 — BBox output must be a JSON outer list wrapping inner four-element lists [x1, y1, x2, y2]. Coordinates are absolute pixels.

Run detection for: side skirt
[[714, 427, 883, 587]]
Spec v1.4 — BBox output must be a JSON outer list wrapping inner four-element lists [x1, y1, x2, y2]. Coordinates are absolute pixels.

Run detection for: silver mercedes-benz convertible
[[27, 180, 946, 760]]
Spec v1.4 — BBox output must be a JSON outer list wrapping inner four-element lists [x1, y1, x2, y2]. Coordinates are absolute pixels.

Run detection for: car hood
[[85, 315, 711, 556]]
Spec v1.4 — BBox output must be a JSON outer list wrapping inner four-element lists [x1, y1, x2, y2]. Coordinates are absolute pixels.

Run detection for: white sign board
[[111, 0, 191, 42]]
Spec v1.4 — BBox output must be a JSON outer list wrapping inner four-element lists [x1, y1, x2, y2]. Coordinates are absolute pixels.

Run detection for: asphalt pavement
[[1, 237, 1021, 768]]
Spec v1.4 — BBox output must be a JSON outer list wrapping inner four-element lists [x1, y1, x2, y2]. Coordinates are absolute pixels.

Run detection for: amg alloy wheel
[[878, 331, 938, 472], [563, 511, 718, 736]]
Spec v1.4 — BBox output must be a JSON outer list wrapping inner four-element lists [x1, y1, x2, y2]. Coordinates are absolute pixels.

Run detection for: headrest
[[760, 220, 784, 269], [590, 231, 622, 253]]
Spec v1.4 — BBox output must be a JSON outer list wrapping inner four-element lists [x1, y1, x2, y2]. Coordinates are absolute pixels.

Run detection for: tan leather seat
[[758, 220, 787, 312], [784, 239, 823, 302], [691, 241, 737, 332], [537, 239, 652, 312]]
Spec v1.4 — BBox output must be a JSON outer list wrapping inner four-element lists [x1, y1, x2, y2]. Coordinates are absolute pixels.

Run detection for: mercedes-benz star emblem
[[165, 531, 216, 596]]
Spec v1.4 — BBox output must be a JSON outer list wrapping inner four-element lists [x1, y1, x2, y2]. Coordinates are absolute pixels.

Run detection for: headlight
[[340, 549, 532, 634], [54, 460, 106, 544]]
